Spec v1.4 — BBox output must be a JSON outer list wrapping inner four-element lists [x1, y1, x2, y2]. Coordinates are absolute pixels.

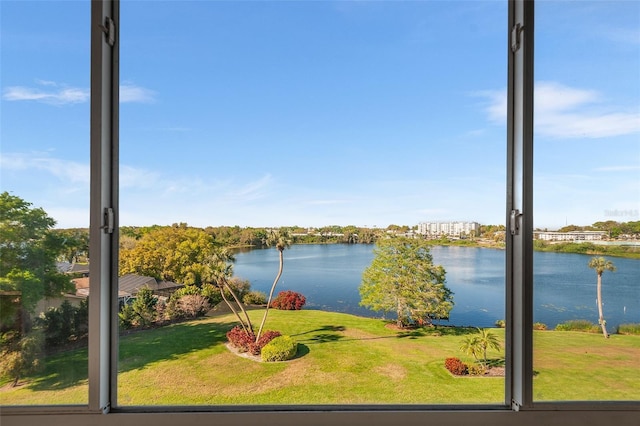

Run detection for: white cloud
[[120, 83, 156, 103], [593, 165, 640, 172], [2, 80, 156, 104], [0, 152, 89, 184], [478, 81, 640, 139], [3, 84, 89, 105], [235, 174, 273, 200], [120, 165, 162, 189], [308, 199, 350, 206]]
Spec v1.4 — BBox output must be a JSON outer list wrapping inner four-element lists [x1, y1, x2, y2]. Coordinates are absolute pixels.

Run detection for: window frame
[[1, 0, 638, 424]]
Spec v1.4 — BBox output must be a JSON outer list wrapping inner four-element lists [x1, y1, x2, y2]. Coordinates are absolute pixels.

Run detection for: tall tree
[[119, 226, 227, 286], [255, 229, 290, 341], [0, 192, 73, 330], [359, 237, 453, 328], [588, 256, 616, 338]]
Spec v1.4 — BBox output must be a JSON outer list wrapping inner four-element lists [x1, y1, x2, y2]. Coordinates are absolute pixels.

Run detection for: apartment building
[[417, 221, 480, 237]]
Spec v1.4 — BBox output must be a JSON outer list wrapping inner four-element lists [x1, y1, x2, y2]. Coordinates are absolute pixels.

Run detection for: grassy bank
[[2, 310, 639, 406], [533, 241, 640, 259]]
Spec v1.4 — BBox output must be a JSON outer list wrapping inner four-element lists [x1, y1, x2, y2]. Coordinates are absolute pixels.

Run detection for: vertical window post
[[506, 0, 534, 411], [89, 0, 119, 413]]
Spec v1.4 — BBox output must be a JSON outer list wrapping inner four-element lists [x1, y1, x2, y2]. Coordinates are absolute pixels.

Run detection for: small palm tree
[[203, 250, 255, 335], [460, 336, 481, 364], [588, 256, 616, 338], [255, 229, 290, 341], [460, 328, 501, 366]]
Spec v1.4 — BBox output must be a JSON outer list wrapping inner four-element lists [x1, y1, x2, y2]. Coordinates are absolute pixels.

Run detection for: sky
[[1, 0, 639, 230]]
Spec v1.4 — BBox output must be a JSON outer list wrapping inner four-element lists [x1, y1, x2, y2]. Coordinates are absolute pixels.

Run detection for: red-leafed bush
[[226, 326, 256, 353], [226, 326, 282, 355], [445, 357, 468, 376], [271, 290, 306, 310], [252, 330, 282, 355]]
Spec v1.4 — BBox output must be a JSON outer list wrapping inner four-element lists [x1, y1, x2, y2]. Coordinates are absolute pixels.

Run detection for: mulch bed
[[225, 342, 263, 362]]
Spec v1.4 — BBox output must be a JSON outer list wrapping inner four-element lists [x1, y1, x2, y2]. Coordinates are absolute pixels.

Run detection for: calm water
[[232, 244, 640, 329]]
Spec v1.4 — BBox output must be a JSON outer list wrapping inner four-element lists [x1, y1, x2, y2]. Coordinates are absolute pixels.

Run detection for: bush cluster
[[243, 290, 267, 305], [533, 322, 547, 331], [119, 287, 211, 330], [271, 290, 306, 310], [555, 320, 601, 333], [226, 326, 256, 353], [444, 357, 468, 376], [261, 335, 298, 362], [226, 326, 281, 355], [467, 363, 487, 376], [37, 300, 88, 347], [0, 330, 44, 386], [617, 323, 640, 335]]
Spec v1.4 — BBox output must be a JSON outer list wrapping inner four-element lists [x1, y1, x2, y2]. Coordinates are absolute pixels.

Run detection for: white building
[[417, 221, 480, 237], [533, 230, 608, 242]]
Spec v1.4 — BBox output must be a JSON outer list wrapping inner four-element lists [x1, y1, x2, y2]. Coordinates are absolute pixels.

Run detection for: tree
[[460, 328, 501, 366], [255, 229, 291, 341], [359, 237, 453, 328], [0, 330, 44, 387], [131, 287, 157, 327], [588, 256, 616, 338], [53, 228, 89, 264], [0, 192, 73, 331], [119, 225, 226, 286]]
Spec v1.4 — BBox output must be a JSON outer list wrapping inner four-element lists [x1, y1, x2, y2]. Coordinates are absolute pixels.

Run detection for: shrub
[[163, 297, 183, 321], [271, 290, 306, 310], [118, 305, 135, 330], [533, 322, 547, 331], [225, 277, 251, 302], [617, 323, 640, 335], [38, 300, 89, 347], [226, 326, 282, 355], [495, 319, 506, 328], [444, 357, 468, 376], [555, 320, 600, 333], [467, 363, 487, 376], [173, 285, 200, 299], [200, 283, 222, 306], [226, 326, 256, 353], [261, 335, 298, 362], [178, 294, 211, 318], [252, 330, 281, 356], [131, 287, 157, 327], [0, 331, 44, 386], [243, 291, 267, 305]]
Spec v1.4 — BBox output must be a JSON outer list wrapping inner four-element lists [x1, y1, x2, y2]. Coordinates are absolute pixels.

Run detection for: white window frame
[[1, 0, 638, 424]]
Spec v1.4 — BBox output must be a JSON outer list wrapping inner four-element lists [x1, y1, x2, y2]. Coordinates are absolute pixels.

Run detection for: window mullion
[[89, 0, 120, 413], [505, 0, 534, 411]]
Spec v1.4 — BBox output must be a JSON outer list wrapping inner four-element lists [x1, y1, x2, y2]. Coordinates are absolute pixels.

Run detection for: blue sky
[[1, 1, 639, 230]]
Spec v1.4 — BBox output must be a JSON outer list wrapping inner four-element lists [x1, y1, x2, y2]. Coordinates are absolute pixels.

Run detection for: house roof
[[73, 277, 90, 289], [57, 262, 90, 274], [71, 274, 184, 299], [119, 274, 158, 296]]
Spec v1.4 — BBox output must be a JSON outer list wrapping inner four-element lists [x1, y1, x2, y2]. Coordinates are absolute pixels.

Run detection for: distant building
[[534, 230, 608, 242], [417, 221, 480, 237]]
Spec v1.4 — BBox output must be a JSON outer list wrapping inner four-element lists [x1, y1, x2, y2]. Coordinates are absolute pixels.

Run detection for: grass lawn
[[1, 309, 639, 406]]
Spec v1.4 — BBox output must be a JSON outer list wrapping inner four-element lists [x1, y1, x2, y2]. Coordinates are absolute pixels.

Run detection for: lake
[[232, 244, 640, 329]]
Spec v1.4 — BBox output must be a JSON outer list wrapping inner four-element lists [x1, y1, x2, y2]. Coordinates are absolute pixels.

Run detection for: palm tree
[[588, 256, 616, 338], [460, 328, 501, 366], [460, 336, 481, 364], [255, 229, 290, 341], [475, 328, 501, 364], [203, 249, 254, 335]]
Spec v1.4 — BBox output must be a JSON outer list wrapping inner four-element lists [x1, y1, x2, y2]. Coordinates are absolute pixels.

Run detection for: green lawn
[[1, 309, 639, 406]]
